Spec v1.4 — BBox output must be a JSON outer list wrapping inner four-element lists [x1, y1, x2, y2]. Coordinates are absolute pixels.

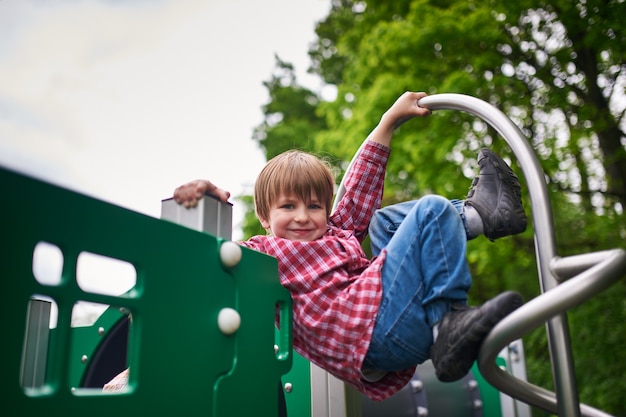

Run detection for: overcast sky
[[0, 0, 331, 240]]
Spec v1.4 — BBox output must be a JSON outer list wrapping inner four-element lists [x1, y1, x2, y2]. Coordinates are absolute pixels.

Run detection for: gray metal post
[[20, 298, 52, 388], [161, 195, 233, 239]]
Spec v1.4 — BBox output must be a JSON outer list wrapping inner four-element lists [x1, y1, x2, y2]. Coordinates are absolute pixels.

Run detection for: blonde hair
[[254, 150, 335, 221]]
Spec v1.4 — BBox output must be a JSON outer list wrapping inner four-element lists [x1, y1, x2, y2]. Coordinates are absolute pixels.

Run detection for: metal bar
[[550, 250, 617, 282], [20, 298, 52, 388], [335, 93, 625, 415], [418, 93, 581, 416], [477, 248, 625, 416]]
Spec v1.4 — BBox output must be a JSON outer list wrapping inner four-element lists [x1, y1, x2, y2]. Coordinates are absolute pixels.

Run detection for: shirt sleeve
[[330, 140, 390, 242]]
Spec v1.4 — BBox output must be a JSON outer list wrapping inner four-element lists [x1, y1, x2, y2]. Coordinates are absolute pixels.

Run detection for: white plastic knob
[[217, 307, 241, 335], [220, 241, 242, 268]]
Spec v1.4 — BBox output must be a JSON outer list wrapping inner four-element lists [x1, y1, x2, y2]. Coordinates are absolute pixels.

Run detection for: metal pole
[[334, 93, 626, 415], [418, 93, 581, 416]]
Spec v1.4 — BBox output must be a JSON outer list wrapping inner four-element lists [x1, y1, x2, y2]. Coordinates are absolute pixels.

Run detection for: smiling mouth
[[289, 228, 316, 236]]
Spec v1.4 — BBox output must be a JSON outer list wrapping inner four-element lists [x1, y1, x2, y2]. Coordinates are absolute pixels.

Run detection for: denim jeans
[[362, 196, 472, 371]]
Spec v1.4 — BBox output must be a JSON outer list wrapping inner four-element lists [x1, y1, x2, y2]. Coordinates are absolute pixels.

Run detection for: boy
[[174, 91, 526, 401]]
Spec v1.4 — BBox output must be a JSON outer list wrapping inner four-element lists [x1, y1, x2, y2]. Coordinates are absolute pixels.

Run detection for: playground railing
[[416, 94, 626, 417]]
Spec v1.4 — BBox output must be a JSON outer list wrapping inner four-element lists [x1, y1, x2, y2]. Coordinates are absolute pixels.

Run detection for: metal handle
[[478, 248, 625, 417], [418, 94, 625, 417], [335, 93, 625, 416]]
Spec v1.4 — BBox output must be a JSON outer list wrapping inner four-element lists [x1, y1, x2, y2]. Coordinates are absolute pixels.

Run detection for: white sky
[[0, 0, 331, 240]]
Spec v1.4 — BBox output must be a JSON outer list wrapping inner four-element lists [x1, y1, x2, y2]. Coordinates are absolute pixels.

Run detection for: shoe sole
[[432, 291, 523, 382], [467, 149, 527, 240]]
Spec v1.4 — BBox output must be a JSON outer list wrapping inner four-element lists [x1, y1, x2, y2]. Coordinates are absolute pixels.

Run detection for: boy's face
[[259, 192, 328, 242]]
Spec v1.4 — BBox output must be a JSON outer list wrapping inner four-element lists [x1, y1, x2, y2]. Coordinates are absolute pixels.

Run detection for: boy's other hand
[[385, 91, 432, 129], [173, 179, 231, 208]]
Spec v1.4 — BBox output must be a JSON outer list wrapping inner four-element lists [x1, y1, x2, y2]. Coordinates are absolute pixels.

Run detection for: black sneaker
[[430, 291, 523, 382], [466, 149, 527, 241]]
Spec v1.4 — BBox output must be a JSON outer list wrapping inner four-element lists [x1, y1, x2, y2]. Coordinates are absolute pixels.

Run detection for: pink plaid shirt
[[240, 141, 415, 401]]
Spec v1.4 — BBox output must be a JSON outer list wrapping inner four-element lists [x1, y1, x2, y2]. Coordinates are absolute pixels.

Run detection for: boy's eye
[[281, 204, 295, 209]]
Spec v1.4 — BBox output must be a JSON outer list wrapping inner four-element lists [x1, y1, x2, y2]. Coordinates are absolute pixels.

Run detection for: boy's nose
[[294, 208, 309, 222]]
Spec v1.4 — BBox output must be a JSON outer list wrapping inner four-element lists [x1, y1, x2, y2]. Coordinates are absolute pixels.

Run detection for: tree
[[250, 0, 626, 413], [497, 0, 626, 210], [239, 56, 331, 239], [252, 55, 328, 159]]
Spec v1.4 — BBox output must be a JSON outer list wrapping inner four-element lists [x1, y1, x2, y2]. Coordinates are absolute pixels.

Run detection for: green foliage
[[246, 0, 626, 414], [236, 194, 266, 240], [253, 56, 327, 159]]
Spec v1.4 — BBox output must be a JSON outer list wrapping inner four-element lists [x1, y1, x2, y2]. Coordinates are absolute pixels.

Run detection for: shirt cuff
[[363, 140, 391, 161]]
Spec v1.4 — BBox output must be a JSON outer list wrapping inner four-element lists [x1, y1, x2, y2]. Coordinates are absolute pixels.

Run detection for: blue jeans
[[363, 196, 472, 371]]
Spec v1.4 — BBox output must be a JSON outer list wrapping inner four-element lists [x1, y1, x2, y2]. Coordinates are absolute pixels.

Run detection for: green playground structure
[[2, 94, 625, 417], [4, 165, 292, 417]]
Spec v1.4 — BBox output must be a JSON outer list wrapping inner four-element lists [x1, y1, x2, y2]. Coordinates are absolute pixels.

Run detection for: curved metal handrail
[[421, 94, 625, 416], [336, 93, 625, 416], [478, 248, 625, 417]]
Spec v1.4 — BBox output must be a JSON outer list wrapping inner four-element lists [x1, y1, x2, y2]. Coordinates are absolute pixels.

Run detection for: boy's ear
[[259, 217, 270, 229]]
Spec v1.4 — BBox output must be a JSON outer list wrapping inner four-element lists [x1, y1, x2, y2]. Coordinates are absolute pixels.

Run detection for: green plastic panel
[[474, 357, 506, 416], [68, 306, 127, 388], [282, 352, 312, 417], [1, 166, 292, 417]]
